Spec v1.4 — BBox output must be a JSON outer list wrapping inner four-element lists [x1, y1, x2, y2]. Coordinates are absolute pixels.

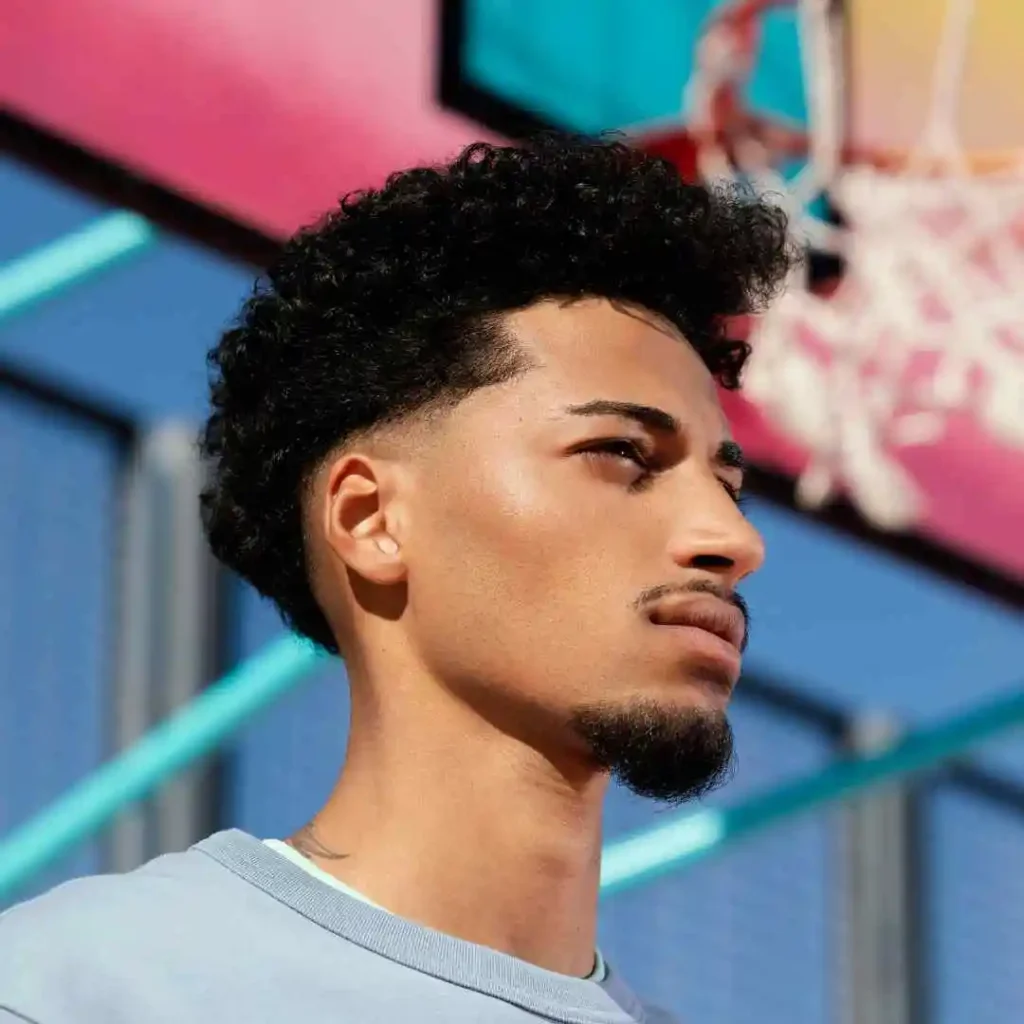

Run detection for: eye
[[583, 438, 651, 469], [579, 438, 657, 491]]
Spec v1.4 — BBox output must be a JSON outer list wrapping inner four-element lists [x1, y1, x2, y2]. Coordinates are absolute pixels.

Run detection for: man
[[0, 136, 791, 1022]]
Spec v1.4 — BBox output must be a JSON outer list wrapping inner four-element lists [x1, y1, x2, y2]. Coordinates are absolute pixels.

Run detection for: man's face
[[388, 298, 764, 801]]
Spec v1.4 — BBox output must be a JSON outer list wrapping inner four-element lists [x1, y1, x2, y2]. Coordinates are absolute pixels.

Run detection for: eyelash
[[583, 439, 746, 505]]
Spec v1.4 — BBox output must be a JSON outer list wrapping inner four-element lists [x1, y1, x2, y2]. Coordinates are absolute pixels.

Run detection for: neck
[[290, 663, 608, 978]]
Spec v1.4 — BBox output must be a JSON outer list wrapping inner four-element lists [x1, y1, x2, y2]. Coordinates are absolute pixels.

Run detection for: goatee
[[571, 698, 734, 804]]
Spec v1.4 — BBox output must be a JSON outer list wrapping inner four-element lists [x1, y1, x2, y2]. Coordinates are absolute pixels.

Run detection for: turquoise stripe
[[600, 808, 726, 891], [0, 211, 155, 322], [0, 634, 327, 903]]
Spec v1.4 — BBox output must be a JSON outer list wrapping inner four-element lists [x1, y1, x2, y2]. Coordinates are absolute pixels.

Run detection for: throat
[[301, 743, 607, 977]]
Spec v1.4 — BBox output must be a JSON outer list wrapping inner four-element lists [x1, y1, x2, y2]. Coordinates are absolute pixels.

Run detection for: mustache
[[634, 579, 751, 652]]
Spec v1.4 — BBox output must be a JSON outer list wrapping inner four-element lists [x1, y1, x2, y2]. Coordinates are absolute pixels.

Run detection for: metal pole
[[108, 423, 224, 871], [840, 713, 925, 1024], [107, 429, 154, 871]]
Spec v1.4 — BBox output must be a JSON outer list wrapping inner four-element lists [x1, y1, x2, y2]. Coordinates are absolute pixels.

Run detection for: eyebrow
[[565, 399, 680, 434], [564, 399, 745, 472]]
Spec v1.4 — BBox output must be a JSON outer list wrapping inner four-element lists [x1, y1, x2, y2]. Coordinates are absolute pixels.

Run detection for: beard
[[570, 698, 734, 804]]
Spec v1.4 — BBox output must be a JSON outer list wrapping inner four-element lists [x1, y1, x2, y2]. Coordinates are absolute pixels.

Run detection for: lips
[[648, 596, 746, 652]]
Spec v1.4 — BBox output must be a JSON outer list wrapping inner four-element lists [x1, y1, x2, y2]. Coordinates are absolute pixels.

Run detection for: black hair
[[200, 135, 794, 652]]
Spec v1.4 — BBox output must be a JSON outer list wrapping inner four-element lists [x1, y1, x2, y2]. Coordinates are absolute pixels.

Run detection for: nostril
[[690, 553, 734, 570]]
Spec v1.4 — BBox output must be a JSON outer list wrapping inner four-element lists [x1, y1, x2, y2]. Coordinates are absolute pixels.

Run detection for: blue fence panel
[[224, 584, 348, 839], [0, 385, 124, 904], [929, 782, 1024, 1024]]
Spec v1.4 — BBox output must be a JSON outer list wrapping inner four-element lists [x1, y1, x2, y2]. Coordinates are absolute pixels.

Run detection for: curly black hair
[[201, 135, 795, 652]]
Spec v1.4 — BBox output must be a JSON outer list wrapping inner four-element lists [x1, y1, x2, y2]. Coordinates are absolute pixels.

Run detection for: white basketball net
[[685, 0, 1024, 530]]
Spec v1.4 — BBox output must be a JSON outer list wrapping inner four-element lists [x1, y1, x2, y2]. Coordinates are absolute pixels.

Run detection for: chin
[[569, 695, 735, 804]]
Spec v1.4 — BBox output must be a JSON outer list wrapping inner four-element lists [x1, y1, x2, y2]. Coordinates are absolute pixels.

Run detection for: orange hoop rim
[[847, 145, 1023, 178]]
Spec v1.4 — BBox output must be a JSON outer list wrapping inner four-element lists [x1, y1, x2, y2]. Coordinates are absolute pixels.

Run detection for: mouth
[[647, 596, 746, 653]]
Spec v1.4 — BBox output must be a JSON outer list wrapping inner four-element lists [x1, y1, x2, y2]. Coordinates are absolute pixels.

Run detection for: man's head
[[201, 137, 794, 805]]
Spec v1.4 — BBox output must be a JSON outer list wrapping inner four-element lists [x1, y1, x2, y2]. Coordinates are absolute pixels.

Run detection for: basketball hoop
[[684, 0, 1024, 530]]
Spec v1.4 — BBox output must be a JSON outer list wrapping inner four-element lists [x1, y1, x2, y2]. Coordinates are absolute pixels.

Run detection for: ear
[[319, 453, 407, 585]]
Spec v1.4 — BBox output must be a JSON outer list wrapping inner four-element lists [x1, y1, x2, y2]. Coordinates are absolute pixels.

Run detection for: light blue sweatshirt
[[0, 829, 676, 1023]]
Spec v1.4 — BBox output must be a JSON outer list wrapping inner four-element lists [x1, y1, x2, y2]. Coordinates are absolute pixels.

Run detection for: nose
[[667, 481, 765, 588]]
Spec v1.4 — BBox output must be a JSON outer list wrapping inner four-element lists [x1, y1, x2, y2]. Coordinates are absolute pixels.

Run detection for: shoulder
[[0, 845, 241, 1022], [0, 842, 233, 947]]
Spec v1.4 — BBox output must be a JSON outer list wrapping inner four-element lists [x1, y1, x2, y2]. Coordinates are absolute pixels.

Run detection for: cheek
[[407, 453, 647, 651], [422, 453, 580, 596]]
